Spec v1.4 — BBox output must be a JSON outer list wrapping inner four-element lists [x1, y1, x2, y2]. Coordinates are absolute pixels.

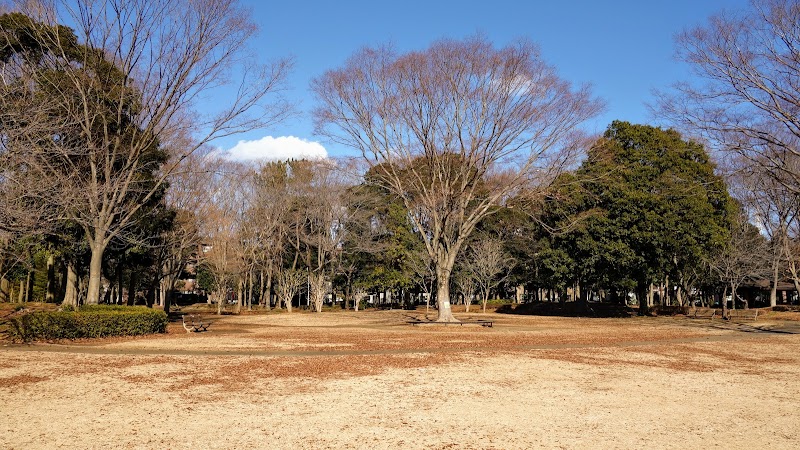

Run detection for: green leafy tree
[[339, 166, 424, 305], [552, 122, 733, 310]]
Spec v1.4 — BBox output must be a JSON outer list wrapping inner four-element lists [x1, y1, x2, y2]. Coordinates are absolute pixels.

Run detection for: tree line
[[1, 0, 799, 321]]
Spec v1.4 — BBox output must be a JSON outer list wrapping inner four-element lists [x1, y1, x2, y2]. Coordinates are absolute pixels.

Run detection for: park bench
[[727, 309, 758, 322], [182, 314, 214, 333], [407, 319, 493, 327], [689, 308, 716, 320]]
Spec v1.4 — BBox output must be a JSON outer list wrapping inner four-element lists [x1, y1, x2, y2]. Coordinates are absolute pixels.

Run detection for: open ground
[[2, 309, 800, 449]]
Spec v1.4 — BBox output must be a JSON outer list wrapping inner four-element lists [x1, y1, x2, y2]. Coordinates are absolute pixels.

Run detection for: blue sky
[[215, 0, 750, 160]]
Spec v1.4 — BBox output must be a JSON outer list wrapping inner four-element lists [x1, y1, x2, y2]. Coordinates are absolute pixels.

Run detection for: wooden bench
[[407, 319, 493, 327], [727, 309, 758, 322], [182, 314, 214, 333], [688, 308, 716, 319]]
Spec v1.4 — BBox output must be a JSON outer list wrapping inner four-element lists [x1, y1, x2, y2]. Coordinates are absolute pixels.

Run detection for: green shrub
[[8, 306, 167, 342], [79, 304, 138, 313], [484, 298, 513, 306]]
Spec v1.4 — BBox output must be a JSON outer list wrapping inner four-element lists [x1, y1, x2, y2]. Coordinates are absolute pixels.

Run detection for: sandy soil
[[1, 309, 799, 449]]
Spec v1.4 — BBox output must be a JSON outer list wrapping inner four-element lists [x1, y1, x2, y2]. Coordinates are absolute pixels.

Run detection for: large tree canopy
[[1, 11, 168, 305], [312, 36, 602, 321], [1, 0, 290, 305], [549, 121, 734, 308]]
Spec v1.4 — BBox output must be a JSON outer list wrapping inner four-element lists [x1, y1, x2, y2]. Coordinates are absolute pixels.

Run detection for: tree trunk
[[146, 277, 157, 308], [0, 275, 8, 303], [164, 287, 174, 315], [259, 270, 269, 310], [85, 241, 106, 305], [63, 263, 79, 307], [162, 275, 174, 314], [216, 287, 225, 315], [638, 283, 649, 315], [344, 279, 351, 310], [435, 271, 458, 322], [247, 269, 254, 311], [116, 258, 124, 305], [235, 278, 243, 314], [127, 270, 138, 306], [284, 292, 293, 313], [722, 285, 730, 318], [770, 258, 780, 307], [46, 253, 56, 303], [24, 270, 33, 302], [18, 278, 25, 303], [266, 270, 273, 309], [310, 273, 326, 313]]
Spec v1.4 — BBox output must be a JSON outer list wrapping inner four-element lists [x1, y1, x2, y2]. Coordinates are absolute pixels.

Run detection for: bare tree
[[708, 212, 770, 316], [464, 239, 513, 313], [733, 162, 800, 307], [349, 285, 368, 312], [199, 160, 248, 315], [276, 269, 305, 313], [297, 160, 349, 312], [407, 247, 436, 316], [452, 267, 477, 313], [659, 0, 800, 192], [659, 0, 800, 308], [243, 159, 358, 312], [0, 0, 291, 304], [785, 228, 800, 297], [247, 161, 299, 309], [156, 151, 216, 313], [308, 272, 329, 313], [313, 37, 602, 321]]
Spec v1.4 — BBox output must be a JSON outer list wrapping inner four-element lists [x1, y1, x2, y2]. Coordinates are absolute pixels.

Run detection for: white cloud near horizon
[[219, 136, 328, 161]]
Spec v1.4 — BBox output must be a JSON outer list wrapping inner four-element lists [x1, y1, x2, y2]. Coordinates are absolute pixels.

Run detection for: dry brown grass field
[[1, 307, 799, 449]]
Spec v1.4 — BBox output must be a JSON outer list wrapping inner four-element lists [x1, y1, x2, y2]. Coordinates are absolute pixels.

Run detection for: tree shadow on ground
[[495, 302, 634, 318], [705, 322, 800, 335]]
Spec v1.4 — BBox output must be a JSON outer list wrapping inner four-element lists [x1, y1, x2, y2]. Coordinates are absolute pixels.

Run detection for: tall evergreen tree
[[550, 121, 734, 310]]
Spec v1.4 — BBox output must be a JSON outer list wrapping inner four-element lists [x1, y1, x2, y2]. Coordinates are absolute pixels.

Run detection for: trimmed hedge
[[8, 305, 168, 342]]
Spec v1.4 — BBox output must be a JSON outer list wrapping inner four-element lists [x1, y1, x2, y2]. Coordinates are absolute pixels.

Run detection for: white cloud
[[220, 136, 328, 161]]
